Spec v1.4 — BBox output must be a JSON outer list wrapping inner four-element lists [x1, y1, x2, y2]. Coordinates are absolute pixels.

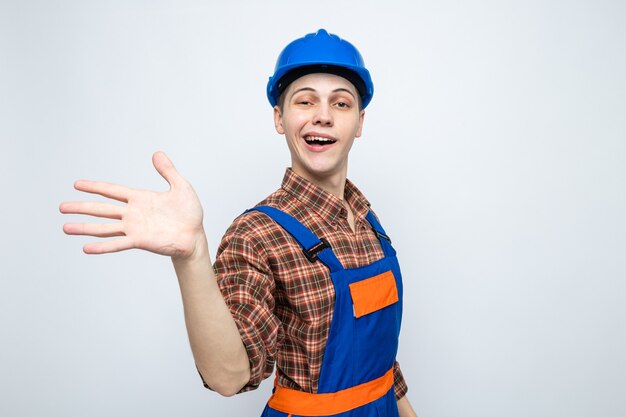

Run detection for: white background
[[1, 1, 625, 416]]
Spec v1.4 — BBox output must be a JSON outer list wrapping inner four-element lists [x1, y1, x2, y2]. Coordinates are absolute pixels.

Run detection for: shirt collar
[[281, 168, 371, 223]]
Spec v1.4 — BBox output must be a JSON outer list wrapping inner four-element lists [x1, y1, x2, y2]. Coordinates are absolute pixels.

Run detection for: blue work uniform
[[248, 206, 404, 417]]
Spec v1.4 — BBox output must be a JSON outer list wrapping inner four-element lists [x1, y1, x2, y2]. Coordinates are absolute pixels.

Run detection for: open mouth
[[304, 135, 337, 146]]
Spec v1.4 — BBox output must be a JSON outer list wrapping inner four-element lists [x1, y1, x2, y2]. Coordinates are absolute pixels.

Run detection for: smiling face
[[273, 72, 365, 188]]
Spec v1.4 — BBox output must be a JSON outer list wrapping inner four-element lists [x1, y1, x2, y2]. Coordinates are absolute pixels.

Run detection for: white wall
[[1, 1, 625, 416]]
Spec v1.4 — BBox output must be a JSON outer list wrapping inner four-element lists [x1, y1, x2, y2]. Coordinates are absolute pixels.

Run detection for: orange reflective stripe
[[268, 368, 394, 416], [349, 270, 398, 318]]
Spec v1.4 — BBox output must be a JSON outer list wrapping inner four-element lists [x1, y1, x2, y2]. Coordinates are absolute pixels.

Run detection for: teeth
[[305, 135, 335, 142]]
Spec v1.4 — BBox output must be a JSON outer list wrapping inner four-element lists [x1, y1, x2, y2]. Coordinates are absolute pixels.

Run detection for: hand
[[60, 151, 205, 259]]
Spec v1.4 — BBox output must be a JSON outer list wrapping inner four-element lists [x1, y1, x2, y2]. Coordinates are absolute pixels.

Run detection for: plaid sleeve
[[209, 216, 283, 393], [393, 360, 409, 400]]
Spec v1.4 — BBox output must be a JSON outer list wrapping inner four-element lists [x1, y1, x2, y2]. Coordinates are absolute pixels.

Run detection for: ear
[[355, 109, 365, 138], [273, 106, 285, 134]]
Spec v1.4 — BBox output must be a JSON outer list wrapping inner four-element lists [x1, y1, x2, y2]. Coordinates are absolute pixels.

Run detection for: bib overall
[[249, 206, 404, 417]]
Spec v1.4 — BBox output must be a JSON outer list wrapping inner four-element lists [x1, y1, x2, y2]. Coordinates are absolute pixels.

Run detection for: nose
[[312, 103, 333, 126]]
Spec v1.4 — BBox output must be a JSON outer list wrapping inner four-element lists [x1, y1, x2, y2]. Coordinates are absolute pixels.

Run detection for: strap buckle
[[372, 228, 392, 244], [303, 238, 330, 263]]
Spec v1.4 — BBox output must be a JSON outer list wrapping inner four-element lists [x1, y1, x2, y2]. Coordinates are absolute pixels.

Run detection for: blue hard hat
[[267, 29, 374, 108]]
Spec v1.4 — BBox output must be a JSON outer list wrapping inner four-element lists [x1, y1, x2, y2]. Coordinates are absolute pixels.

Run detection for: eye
[[335, 101, 351, 109], [294, 97, 314, 106]]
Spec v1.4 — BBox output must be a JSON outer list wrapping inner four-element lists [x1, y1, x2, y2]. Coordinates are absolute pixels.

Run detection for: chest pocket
[[348, 270, 399, 318]]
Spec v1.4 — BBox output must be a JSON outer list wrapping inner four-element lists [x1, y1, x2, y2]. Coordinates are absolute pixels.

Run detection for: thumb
[[152, 151, 182, 188]]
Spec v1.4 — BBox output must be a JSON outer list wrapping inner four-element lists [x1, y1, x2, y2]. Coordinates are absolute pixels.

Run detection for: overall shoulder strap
[[365, 211, 396, 257], [245, 206, 343, 272]]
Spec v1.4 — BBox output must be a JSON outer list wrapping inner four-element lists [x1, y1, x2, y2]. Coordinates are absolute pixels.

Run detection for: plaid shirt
[[211, 169, 408, 400]]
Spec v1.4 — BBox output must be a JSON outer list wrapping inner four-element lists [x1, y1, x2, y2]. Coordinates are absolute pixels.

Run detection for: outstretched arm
[[397, 395, 418, 417], [60, 151, 250, 396], [171, 233, 251, 396]]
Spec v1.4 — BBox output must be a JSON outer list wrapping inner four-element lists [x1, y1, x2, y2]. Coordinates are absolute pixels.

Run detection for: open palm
[[60, 151, 205, 259]]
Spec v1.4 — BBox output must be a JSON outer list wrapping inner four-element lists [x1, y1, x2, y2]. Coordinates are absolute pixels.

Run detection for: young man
[[61, 29, 417, 417]]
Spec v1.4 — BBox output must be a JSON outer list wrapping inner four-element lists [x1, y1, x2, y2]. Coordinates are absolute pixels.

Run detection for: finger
[[73, 180, 131, 203], [63, 222, 125, 238], [59, 201, 124, 219], [152, 151, 183, 189], [83, 237, 134, 254]]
